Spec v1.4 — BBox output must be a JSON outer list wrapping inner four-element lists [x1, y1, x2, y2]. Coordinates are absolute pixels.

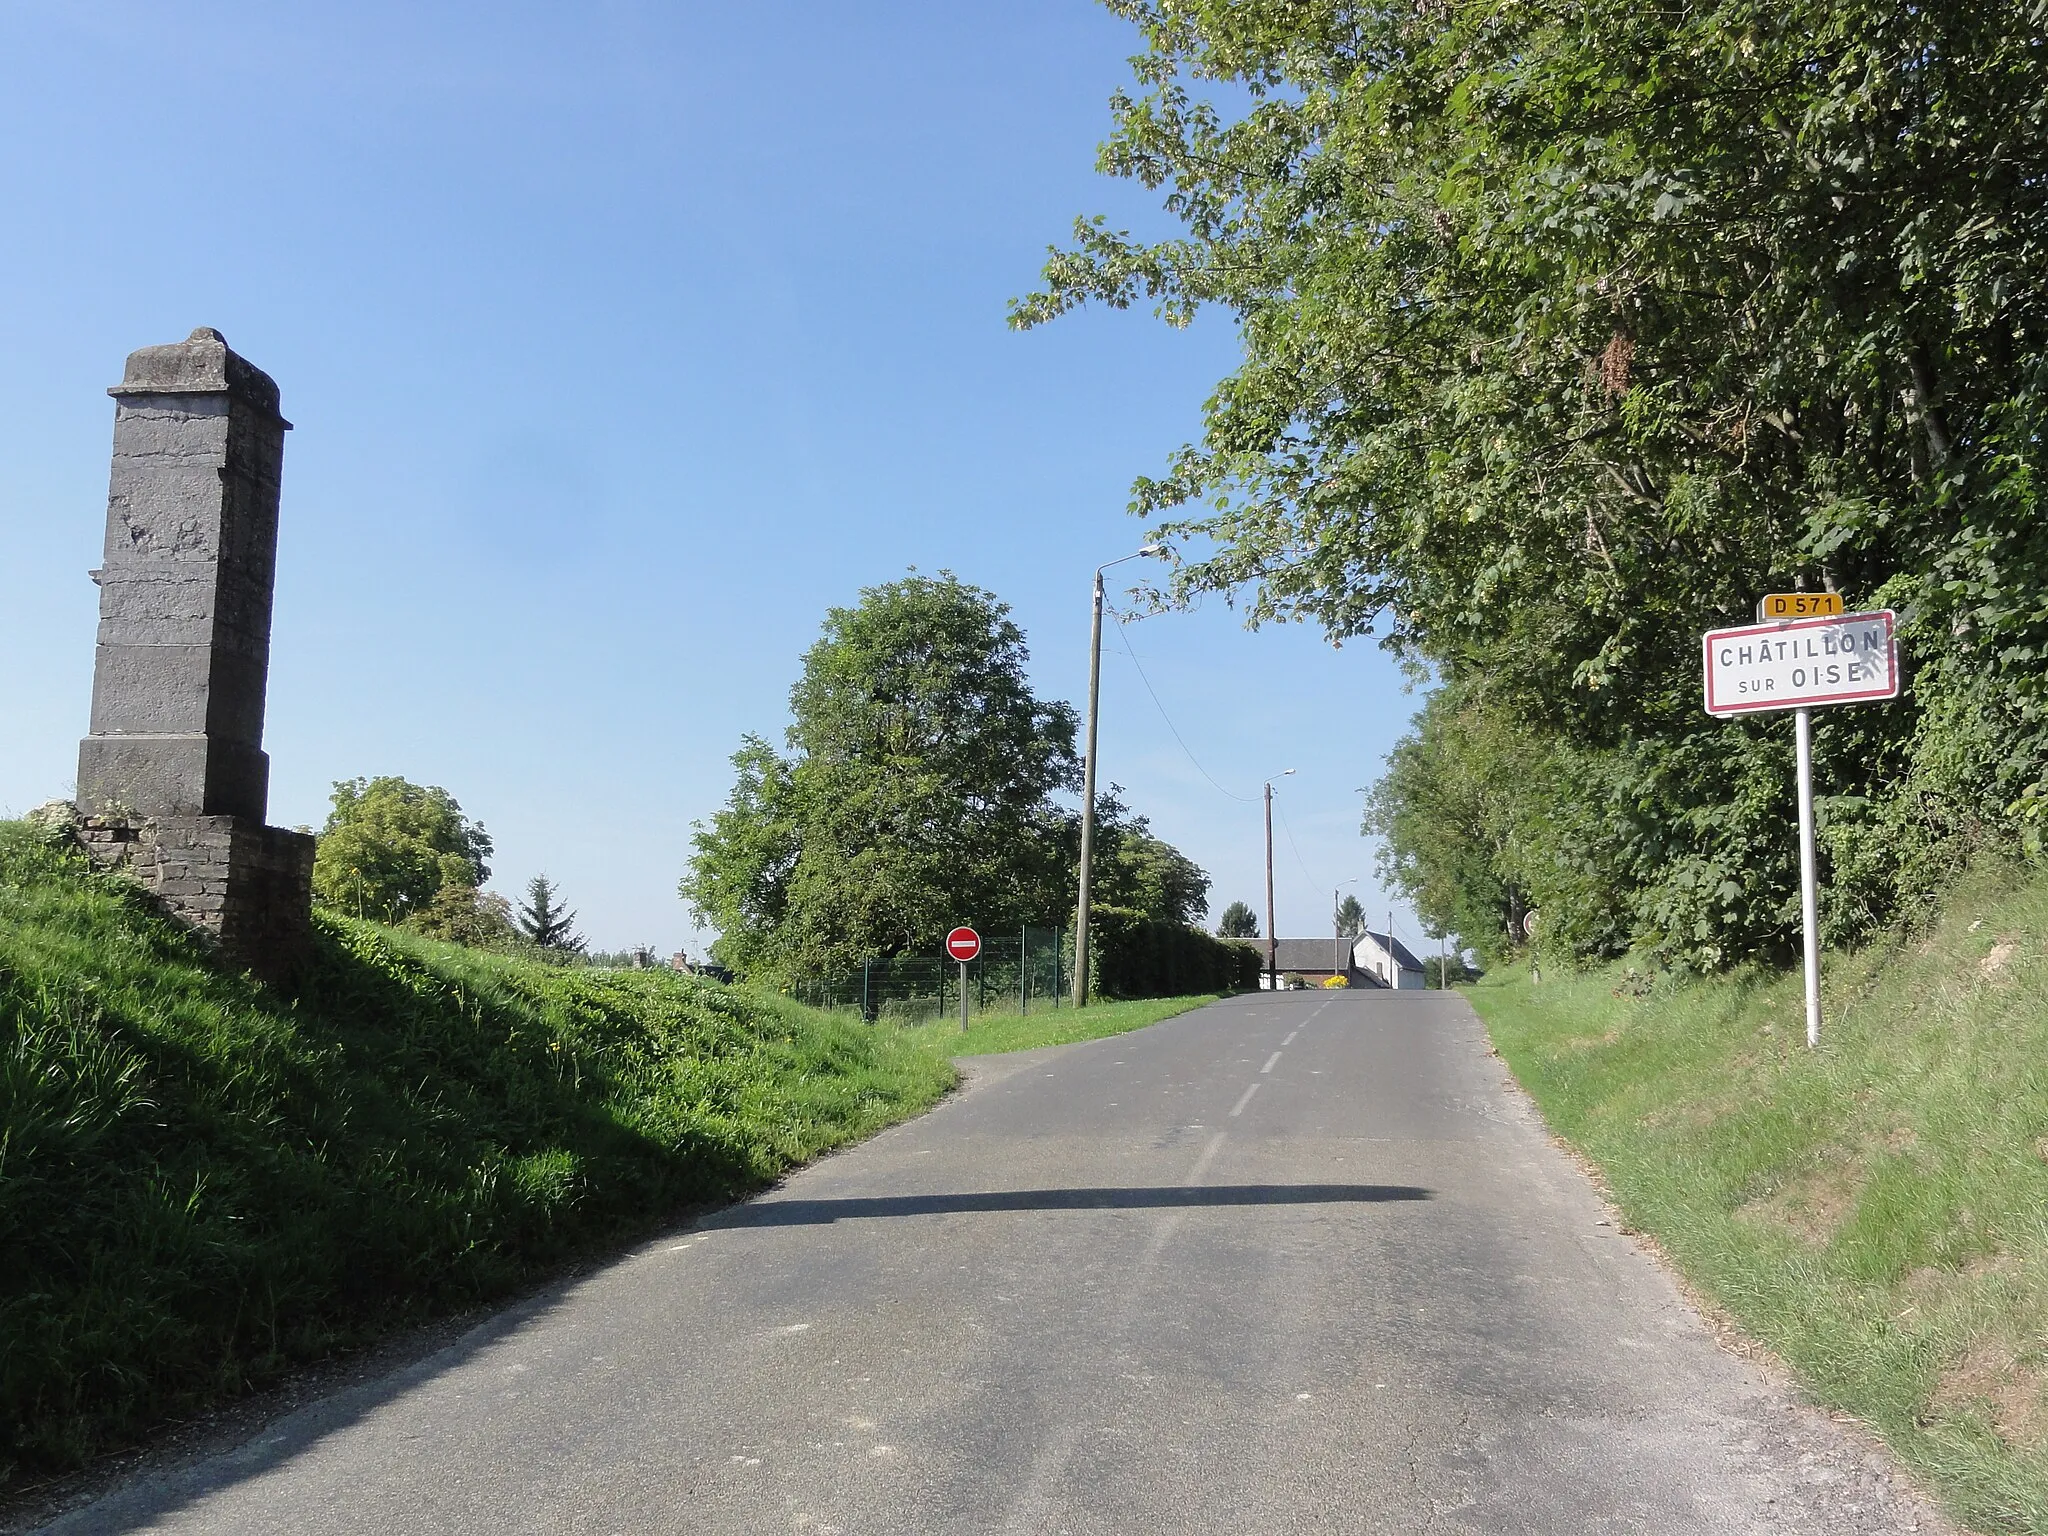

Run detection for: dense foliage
[[0, 821, 950, 1481], [1364, 681, 1550, 963], [1083, 904, 1262, 998], [1096, 822, 1212, 928], [682, 575, 1211, 980], [681, 576, 1081, 979], [1334, 894, 1366, 939], [310, 776, 494, 927], [1020, 0, 2048, 965], [1216, 899, 1259, 938]]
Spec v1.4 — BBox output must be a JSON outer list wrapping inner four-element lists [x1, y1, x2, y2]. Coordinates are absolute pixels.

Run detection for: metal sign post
[[1702, 602, 1900, 1047], [945, 927, 982, 1032], [1794, 708, 1821, 1048]]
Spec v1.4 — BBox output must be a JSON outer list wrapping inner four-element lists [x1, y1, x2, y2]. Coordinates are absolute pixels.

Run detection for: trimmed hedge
[[1085, 906, 1261, 998]]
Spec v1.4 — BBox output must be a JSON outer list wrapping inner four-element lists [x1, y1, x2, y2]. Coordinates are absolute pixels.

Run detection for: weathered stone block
[[77, 329, 290, 822], [67, 332, 313, 983]]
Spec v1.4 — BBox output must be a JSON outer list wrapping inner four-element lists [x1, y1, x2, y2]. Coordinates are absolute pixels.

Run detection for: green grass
[[0, 819, 1223, 1490], [900, 993, 1219, 1057], [0, 821, 955, 1486], [1468, 863, 2048, 1534]]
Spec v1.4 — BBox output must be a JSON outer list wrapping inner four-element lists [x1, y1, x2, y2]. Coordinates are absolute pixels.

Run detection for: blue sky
[[0, 1, 1429, 958]]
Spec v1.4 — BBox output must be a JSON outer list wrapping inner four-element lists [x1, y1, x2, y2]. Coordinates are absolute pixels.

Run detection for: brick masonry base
[[78, 813, 316, 983]]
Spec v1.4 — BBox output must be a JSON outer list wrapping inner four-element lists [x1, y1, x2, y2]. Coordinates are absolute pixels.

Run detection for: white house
[[1353, 929, 1429, 989], [1252, 932, 1432, 989]]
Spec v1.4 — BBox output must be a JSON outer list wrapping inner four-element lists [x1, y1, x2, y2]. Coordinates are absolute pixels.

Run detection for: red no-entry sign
[[945, 926, 982, 962]]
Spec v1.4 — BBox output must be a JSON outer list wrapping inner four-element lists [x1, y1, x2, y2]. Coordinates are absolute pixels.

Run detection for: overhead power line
[[1106, 609, 1257, 804], [1272, 795, 1322, 891]]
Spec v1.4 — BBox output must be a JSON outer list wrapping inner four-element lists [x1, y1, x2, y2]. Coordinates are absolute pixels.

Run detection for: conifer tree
[[518, 874, 585, 953], [1335, 895, 1367, 939]]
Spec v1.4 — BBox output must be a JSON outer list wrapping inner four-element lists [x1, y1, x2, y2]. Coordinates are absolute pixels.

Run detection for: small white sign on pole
[[1699, 605, 1901, 1049]]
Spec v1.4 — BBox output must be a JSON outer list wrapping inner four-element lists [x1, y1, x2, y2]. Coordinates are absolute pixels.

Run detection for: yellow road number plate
[[1759, 591, 1842, 620]]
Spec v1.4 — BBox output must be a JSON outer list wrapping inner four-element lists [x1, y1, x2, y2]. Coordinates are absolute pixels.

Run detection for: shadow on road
[[706, 1184, 1433, 1227]]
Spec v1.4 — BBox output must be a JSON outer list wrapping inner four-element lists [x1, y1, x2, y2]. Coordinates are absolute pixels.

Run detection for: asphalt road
[[47, 990, 1949, 1535]]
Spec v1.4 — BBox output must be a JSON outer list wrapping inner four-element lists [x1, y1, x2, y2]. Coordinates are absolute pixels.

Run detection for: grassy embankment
[[0, 818, 1214, 1487], [1469, 863, 2048, 1534]]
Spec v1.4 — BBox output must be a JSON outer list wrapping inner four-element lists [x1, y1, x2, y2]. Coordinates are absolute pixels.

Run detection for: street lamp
[[1333, 877, 1360, 981], [1262, 768, 1295, 990], [1072, 544, 1164, 1007]]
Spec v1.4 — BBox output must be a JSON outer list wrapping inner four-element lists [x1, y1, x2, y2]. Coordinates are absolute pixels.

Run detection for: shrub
[[1083, 906, 1260, 998]]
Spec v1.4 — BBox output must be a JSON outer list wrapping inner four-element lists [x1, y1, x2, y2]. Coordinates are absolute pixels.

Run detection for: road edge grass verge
[[1465, 861, 2048, 1534], [899, 993, 1223, 1057]]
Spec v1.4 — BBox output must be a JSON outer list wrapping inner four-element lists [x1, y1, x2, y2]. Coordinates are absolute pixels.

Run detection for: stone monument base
[[77, 812, 316, 983]]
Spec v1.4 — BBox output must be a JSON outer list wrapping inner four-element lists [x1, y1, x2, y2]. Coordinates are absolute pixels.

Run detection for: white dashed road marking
[[1229, 1082, 1260, 1117], [1260, 1052, 1282, 1074]]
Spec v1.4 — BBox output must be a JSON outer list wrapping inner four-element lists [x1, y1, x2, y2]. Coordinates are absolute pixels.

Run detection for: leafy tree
[[1425, 953, 1474, 989], [1018, 0, 2048, 966], [1216, 899, 1259, 939], [409, 885, 517, 948], [311, 777, 492, 925], [1097, 822, 1210, 928], [1366, 684, 1586, 963], [682, 575, 1082, 979], [518, 875, 585, 953], [1334, 894, 1366, 939]]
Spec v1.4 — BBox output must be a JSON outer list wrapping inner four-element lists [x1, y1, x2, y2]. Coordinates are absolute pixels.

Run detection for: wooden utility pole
[[1073, 547, 1159, 1008], [1073, 567, 1106, 1008]]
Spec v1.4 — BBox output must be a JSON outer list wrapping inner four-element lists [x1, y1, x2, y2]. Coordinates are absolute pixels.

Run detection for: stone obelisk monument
[[74, 328, 315, 979]]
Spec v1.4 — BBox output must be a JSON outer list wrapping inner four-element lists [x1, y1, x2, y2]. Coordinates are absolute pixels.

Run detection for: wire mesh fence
[[791, 927, 1067, 1024]]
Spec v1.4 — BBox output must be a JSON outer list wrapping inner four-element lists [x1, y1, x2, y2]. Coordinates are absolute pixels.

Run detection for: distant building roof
[[1268, 937, 1366, 973], [1262, 932, 1429, 976]]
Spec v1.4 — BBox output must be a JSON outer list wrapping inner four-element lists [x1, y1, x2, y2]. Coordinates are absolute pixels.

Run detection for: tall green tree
[[1018, 0, 2048, 965], [1364, 685, 1558, 963], [1098, 822, 1211, 928], [311, 777, 492, 925], [1334, 894, 1367, 939], [682, 575, 1083, 979], [518, 874, 585, 954], [1216, 899, 1259, 939], [409, 885, 517, 948]]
